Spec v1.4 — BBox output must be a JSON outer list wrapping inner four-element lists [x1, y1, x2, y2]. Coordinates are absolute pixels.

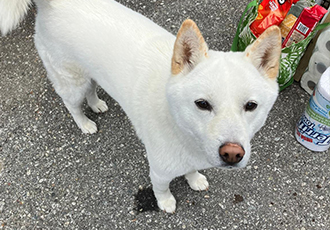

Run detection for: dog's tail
[[0, 0, 33, 36]]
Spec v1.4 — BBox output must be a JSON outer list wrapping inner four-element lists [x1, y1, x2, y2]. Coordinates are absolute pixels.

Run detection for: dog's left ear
[[244, 26, 282, 80], [171, 19, 208, 76]]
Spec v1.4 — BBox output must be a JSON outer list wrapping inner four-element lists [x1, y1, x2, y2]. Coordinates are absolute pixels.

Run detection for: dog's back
[[34, 0, 174, 104]]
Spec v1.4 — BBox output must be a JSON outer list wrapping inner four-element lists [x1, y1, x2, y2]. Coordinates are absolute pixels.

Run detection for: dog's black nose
[[219, 143, 245, 165]]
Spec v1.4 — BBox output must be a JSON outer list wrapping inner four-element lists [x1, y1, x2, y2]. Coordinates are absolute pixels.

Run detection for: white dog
[[0, 0, 281, 213]]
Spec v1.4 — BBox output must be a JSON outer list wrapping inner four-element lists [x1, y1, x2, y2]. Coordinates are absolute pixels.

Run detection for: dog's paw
[[90, 99, 108, 113], [186, 172, 209, 191], [157, 194, 176, 214], [80, 119, 97, 134]]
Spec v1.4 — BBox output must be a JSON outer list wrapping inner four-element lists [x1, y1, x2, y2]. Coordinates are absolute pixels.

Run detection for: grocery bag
[[231, 0, 330, 91]]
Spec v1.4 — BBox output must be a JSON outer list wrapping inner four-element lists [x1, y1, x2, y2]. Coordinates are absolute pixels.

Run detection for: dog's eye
[[244, 101, 258, 112], [195, 99, 212, 111]]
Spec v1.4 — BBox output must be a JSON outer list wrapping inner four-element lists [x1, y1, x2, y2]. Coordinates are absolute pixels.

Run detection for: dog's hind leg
[[86, 79, 108, 114], [35, 39, 99, 134], [62, 91, 98, 134], [51, 71, 98, 134], [185, 171, 209, 191]]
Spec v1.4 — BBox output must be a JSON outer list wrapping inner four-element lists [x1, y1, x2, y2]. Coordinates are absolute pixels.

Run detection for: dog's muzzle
[[219, 143, 245, 165]]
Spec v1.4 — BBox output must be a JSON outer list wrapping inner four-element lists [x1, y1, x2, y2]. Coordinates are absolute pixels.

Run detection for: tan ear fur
[[171, 19, 208, 75], [244, 26, 282, 80]]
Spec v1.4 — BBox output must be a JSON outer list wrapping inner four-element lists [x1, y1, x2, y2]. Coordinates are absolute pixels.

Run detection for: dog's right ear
[[244, 26, 282, 80], [171, 19, 208, 76]]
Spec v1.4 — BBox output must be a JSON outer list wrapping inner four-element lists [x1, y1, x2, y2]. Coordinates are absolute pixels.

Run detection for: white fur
[[0, 0, 31, 36], [0, 0, 281, 213]]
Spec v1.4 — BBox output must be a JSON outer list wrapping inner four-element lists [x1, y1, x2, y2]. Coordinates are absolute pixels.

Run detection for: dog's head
[[166, 19, 281, 169]]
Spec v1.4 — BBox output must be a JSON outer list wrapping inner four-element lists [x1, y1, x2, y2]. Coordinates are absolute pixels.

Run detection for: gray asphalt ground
[[0, 0, 329, 229]]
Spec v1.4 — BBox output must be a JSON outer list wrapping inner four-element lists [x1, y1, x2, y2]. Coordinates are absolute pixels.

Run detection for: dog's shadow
[[134, 186, 159, 213], [134, 176, 206, 214]]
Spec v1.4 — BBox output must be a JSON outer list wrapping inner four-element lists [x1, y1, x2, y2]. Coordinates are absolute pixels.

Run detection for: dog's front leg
[[185, 171, 209, 191], [150, 170, 176, 213]]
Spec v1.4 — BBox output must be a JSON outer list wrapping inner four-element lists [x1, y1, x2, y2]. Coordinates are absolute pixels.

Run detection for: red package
[[250, 0, 298, 37], [282, 5, 328, 47]]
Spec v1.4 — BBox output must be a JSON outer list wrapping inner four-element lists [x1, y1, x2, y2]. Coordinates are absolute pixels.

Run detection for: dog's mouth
[[216, 163, 245, 170], [216, 155, 249, 169]]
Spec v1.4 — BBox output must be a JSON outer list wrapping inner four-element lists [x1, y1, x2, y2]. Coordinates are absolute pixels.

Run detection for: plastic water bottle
[[295, 67, 330, 152]]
